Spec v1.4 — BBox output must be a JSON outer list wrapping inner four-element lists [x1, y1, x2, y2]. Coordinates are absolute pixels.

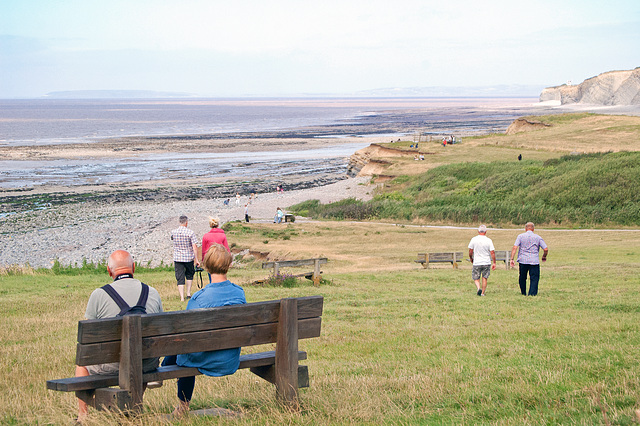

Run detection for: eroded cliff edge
[[540, 68, 640, 105]]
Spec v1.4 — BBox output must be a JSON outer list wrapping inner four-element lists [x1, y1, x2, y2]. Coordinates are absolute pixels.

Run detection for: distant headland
[[540, 68, 640, 105]]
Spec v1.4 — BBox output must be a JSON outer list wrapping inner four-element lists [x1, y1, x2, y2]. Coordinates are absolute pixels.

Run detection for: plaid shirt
[[171, 226, 199, 262], [514, 230, 547, 265]]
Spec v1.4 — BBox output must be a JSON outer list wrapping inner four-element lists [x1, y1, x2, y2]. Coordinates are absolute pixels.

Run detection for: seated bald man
[[75, 250, 163, 421]]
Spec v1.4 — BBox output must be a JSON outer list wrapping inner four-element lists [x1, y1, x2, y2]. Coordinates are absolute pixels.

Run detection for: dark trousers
[[162, 355, 195, 403], [519, 263, 540, 296]]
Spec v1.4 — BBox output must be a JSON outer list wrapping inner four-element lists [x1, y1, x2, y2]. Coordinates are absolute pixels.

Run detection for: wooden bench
[[47, 296, 323, 413], [415, 252, 463, 269], [284, 214, 295, 223], [494, 250, 511, 269], [262, 258, 328, 285]]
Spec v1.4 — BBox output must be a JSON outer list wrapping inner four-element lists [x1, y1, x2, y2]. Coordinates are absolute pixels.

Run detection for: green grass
[[291, 151, 640, 227], [2, 223, 640, 424]]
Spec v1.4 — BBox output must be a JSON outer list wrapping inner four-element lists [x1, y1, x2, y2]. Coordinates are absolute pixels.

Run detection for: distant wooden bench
[[262, 258, 328, 285], [47, 296, 323, 413], [415, 252, 463, 269], [284, 214, 296, 223], [494, 250, 511, 269]]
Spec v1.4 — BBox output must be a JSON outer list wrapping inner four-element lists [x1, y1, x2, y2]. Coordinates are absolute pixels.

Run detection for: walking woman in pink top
[[201, 217, 230, 283]]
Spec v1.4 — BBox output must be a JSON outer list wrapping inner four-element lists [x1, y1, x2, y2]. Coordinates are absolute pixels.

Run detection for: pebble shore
[[0, 176, 374, 268]]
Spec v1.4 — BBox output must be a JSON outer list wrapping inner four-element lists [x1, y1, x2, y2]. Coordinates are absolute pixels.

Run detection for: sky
[[1, 0, 639, 98]]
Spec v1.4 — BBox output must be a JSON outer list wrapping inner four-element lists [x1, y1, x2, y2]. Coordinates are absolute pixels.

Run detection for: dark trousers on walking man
[[518, 263, 540, 296]]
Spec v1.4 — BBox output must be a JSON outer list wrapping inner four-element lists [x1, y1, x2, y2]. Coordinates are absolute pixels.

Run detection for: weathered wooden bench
[[262, 258, 328, 285], [415, 252, 463, 269], [494, 250, 511, 269], [284, 214, 296, 223], [47, 296, 323, 413]]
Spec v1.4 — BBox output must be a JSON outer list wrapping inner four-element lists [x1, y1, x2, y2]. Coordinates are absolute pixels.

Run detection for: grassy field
[[2, 222, 640, 425]]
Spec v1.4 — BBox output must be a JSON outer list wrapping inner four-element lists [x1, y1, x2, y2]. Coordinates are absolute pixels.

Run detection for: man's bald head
[[107, 250, 135, 278], [525, 222, 535, 231]]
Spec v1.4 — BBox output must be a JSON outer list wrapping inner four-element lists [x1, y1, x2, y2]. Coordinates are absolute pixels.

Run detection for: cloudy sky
[[1, 0, 638, 98]]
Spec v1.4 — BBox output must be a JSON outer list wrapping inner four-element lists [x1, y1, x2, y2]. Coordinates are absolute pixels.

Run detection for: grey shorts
[[472, 264, 491, 280]]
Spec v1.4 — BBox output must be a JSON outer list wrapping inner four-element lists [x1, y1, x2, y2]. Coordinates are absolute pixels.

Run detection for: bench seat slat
[[77, 317, 321, 366], [78, 295, 323, 344], [47, 351, 308, 392]]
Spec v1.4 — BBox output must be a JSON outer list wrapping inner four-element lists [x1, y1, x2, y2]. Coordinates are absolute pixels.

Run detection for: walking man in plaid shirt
[[171, 215, 201, 301], [510, 222, 549, 296]]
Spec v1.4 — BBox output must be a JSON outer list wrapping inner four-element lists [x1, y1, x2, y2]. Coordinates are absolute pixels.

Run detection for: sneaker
[[477, 289, 482, 296], [147, 380, 163, 389], [481, 293, 485, 296]]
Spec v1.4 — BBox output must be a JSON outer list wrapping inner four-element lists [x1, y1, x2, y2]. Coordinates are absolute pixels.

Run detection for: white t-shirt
[[468, 234, 495, 266]]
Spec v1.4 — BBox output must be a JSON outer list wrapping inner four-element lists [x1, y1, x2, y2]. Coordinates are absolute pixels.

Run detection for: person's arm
[[510, 245, 518, 267], [541, 248, 548, 262], [468, 248, 474, 263], [491, 250, 496, 270]]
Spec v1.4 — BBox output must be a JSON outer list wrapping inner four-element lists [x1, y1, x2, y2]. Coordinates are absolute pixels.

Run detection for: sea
[[0, 97, 541, 189]]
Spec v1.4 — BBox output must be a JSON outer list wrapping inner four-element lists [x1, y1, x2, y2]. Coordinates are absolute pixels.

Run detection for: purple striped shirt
[[514, 230, 547, 265]]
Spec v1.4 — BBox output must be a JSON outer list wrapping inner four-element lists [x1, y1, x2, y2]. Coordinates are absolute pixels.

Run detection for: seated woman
[[163, 243, 246, 416]]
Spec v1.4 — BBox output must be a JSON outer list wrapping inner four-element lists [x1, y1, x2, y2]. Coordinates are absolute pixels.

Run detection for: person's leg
[[161, 356, 194, 415], [528, 264, 540, 296], [518, 263, 528, 295], [481, 277, 488, 295], [472, 266, 482, 295], [75, 366, 90, 420], [184, 263, 195, 298], [175, 262, 186, 301]]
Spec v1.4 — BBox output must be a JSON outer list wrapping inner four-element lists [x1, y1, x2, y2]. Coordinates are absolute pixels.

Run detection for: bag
[[101, 283, 149, 316]]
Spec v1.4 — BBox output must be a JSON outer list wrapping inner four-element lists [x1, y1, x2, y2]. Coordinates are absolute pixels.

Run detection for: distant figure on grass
[[510, 222, 548, 296], [518, 154, 522, 161], [75, 250, 163, 422], [162, 243, 246, 417], [468, 224, 496, 296], [201, 216, 230, 283], [171, 215, 201, 301]]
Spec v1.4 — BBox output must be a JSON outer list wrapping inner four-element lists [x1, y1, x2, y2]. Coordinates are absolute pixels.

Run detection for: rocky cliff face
[[540, 68, 640, 105]]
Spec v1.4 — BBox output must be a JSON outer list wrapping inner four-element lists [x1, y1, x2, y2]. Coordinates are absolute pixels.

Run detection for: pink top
[[201, 228, 230, 259]]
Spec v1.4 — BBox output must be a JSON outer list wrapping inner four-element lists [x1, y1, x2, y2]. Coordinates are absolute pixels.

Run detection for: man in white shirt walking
[[468, 224, 496, 296]]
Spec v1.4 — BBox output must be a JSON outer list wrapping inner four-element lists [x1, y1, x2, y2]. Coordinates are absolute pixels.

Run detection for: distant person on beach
[[201, 217, 230, 283], [235, 192, 240, 206], [274, 207, 284, 224], [510, 222, 548, 296], [171, 215, 200, 301], [442, 138, 447, 147], [468, 225, 496, 296], [244, 204, 249, 223], [162, 244, 246, 417], [75, 250, 163, 422], [223, 198, 229, 206]]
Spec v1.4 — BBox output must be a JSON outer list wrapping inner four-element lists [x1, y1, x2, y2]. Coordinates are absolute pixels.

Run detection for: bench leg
[[275, 298, 299, 409], [119, 315, 144, 414], [76, 389, 133, 412]]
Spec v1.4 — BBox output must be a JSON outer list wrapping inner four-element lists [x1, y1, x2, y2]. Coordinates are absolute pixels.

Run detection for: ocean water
[[0, 97, 540, 189]]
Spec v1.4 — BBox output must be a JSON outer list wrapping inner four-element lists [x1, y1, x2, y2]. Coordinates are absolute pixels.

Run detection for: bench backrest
[[262, 258, 328, 269], [76, 296, 323, 366], [494, 250, 510, 262], [427, 252, 463, 262]]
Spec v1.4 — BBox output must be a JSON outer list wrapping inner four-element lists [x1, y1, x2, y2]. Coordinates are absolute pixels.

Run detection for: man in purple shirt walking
[[510, 222, 549, 296]]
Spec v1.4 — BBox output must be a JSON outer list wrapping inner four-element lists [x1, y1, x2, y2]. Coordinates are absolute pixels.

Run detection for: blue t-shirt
[[177, 280, 246, 376]]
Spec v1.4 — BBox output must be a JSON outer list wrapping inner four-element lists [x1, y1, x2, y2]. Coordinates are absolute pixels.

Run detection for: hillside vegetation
[[293, 113, 640, 227]]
